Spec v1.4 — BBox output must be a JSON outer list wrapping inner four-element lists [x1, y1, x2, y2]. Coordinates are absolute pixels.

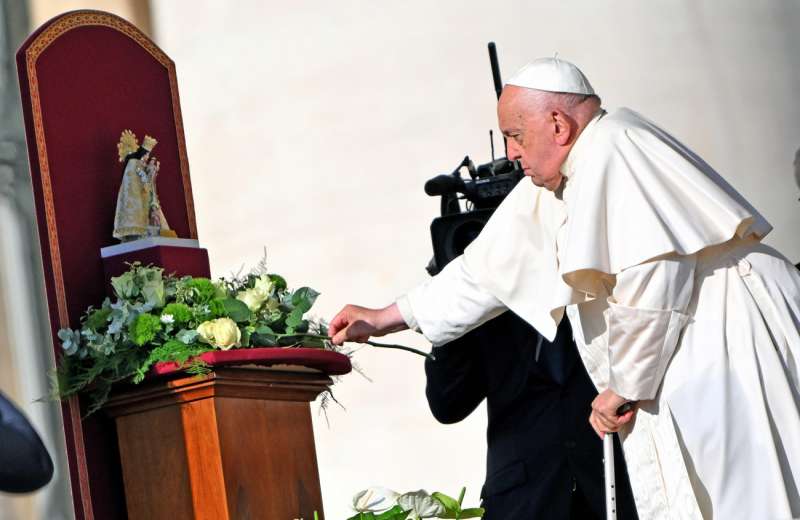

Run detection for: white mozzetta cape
[[400, 109, 800, 519]]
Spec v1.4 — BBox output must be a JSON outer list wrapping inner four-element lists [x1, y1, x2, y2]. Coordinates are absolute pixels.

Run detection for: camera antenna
[[489, 129, 495, 161], [488, 42, 507, 157]]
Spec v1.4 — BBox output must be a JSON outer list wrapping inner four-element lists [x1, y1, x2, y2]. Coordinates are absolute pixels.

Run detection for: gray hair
[[523, 89, 602, 114]]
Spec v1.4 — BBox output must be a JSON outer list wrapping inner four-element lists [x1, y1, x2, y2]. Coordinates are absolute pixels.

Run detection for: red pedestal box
[[102, 244, 211, 285]]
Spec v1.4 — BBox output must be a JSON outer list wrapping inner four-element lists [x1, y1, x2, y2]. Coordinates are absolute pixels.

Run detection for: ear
[[551, 110, 574, 146]]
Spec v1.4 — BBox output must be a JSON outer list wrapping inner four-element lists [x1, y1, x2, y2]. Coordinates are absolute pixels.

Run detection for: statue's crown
[[142, 135, 158, 152]]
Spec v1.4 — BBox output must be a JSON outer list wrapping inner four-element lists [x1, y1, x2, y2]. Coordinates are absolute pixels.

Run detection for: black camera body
[[425, 155, 523, 275]]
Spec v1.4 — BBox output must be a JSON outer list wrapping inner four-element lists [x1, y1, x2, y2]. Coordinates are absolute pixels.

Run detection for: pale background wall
[[2, 1, 800, 519]]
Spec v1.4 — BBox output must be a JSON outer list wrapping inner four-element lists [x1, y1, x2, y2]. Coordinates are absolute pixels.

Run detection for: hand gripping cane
[[604, 402, 634, 520]]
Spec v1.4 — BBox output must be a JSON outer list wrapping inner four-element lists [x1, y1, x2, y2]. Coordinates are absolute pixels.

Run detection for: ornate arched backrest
[[17, 10, 198, 519]]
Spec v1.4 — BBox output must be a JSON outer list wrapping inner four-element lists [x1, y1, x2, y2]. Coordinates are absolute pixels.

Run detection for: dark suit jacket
[[425, 311, 637, 520]]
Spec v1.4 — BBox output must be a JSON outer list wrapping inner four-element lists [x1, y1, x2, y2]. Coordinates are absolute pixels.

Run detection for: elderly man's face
[[497, 86, 568, 191]]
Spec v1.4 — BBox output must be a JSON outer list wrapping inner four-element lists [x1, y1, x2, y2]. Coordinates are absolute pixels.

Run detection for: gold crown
[[117, 129, 138, 162], [142, 135, 158, 152]]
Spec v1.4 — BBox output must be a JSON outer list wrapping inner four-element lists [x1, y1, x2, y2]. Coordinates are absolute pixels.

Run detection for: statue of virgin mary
[[112, 131, 175, 241]]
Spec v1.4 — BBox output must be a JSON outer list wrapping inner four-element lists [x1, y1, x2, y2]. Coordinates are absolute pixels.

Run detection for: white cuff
[[395, 295, 420, 333], [607, 300, 690, 401]]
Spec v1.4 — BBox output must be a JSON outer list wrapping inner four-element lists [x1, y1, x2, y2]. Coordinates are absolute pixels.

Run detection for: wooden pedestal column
[[105, 367, 330, 519]]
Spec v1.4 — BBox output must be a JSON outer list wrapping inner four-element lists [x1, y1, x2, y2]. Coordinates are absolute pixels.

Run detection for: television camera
[[425, 42, 524, 275]]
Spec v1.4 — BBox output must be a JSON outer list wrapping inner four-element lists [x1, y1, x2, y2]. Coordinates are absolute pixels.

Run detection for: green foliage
[[432, 488, 485, 519], [128, 313, 161, 346], [54, 260, 337, 415], [85, 307, 112, 331], [178, 277, 217, 305], [221, 298, 251, 322], [346, 487, 484, 520], [162, 302, 192, 324], [133, 340, 211, 384], [345, 506, 411, 520]]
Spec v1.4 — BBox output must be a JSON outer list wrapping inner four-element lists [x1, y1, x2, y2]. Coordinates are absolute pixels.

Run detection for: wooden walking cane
[[605, 402, 635, 520]]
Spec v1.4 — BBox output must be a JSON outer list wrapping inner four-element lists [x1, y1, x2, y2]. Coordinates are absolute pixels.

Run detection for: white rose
[[160, 314, 174, 324], [236, 287, 268, 312], [196, 320, 216, 344], [352, 487, 399, 512], [397, 490, 445, 519], [253, 274, 274, 296], [196, 317, 241, 350]]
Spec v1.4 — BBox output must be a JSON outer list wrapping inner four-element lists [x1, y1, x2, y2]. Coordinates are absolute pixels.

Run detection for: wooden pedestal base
[[105, 367, 330, 519]]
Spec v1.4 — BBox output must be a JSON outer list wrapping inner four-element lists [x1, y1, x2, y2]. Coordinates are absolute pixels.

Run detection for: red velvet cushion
[[153, 347, 352, 377]]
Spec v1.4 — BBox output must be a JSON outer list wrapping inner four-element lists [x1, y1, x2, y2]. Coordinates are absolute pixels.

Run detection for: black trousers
[[570, 484, 601, 519]]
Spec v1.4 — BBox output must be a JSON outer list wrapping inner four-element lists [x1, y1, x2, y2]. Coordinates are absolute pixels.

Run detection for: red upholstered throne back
[[17, 11, 198, 519]]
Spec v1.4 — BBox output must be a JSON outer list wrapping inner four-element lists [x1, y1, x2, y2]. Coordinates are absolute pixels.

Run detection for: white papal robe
[[397, 109, 800, 519]]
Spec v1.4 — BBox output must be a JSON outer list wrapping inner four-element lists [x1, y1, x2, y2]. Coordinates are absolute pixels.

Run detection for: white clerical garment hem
[[398, 108, 800, 519]]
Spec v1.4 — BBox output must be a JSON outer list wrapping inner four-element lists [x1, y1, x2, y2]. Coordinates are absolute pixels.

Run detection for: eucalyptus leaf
[[221, 298, 252, 322], [251, 324, 277, 346], [268, 274, 287, 291], [176, 329, 199, 344], [285, 306, 305, 329], [291, 287, 320, 313], [294, 320, 309, 333]]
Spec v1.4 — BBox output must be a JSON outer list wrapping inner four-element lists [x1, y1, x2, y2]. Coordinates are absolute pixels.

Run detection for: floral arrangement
[[347, 487, 484, 519], [55, 260, 341, 415]]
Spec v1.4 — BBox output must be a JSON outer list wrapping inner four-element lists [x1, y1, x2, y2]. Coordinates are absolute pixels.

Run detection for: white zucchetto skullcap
[[506, 57, 595, 96]]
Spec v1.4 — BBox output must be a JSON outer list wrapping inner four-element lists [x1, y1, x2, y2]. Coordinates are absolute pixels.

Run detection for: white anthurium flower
[[352, 486, 400, 512], [397, 490, 445, 519]]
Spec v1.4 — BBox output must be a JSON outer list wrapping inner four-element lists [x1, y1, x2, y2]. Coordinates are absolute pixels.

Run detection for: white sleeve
[[395, 255, 507, 347], [606, 253, 696, 401]]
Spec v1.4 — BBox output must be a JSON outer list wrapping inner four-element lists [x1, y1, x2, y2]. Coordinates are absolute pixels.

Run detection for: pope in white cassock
[[330, 58, 800, 519]]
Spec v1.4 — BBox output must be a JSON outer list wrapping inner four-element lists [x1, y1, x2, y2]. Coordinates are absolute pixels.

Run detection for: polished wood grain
[[105, 367, 331, 519]]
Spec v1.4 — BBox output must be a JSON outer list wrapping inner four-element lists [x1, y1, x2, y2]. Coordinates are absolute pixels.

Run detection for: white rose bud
[[352, 487, 399, 512]]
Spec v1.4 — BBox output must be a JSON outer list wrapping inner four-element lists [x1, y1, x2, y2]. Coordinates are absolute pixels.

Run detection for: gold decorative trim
[[22, 10, 200, 519], [67, 397, 91, 518], [24, 15, 199, 318]]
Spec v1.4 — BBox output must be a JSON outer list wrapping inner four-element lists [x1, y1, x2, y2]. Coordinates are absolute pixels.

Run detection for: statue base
[[101, 238, 211, 287]]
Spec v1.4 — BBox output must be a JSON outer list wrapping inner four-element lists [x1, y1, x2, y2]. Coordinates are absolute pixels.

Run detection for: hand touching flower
[[328, 303, 407, 345]]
